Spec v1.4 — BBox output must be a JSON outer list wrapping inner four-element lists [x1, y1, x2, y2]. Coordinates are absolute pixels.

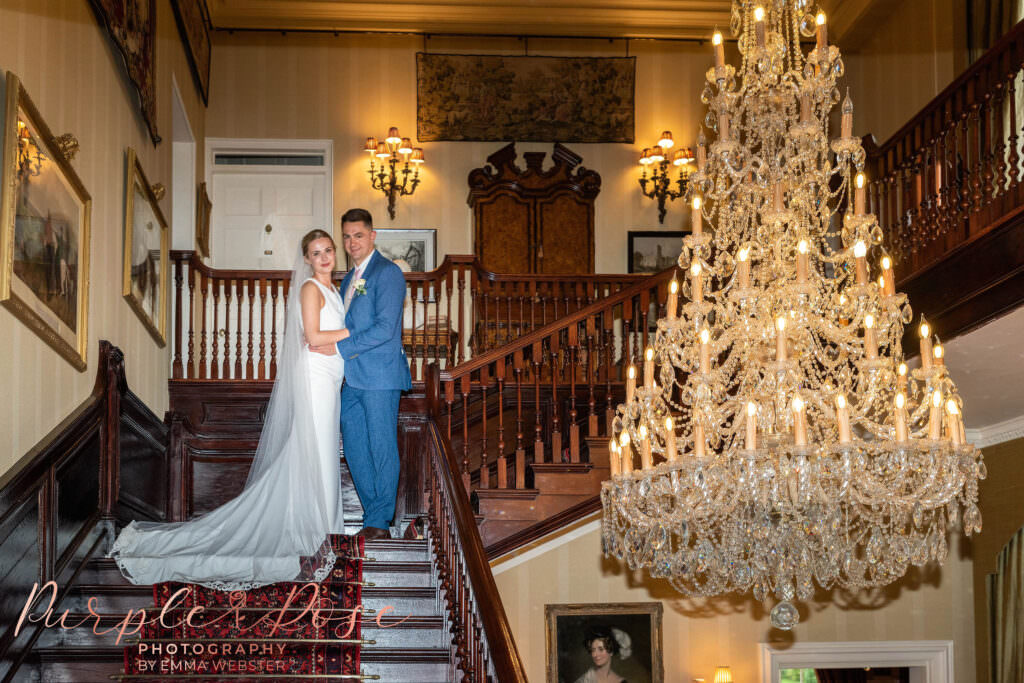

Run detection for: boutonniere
[[354, 278, 368, 297]]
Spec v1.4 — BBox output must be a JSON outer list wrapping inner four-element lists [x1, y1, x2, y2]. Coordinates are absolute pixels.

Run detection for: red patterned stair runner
[[122, 535, 367, 680]]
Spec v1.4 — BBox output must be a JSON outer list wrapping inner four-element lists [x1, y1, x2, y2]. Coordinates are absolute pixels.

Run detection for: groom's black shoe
[[357, 526, 391, 540]]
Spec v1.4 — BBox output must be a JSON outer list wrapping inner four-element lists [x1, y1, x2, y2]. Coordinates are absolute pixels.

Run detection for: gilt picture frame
[[628, 230, 688, 274], [0, 72, 92, 371], [546, 602, 664, 683], [122, 147, 169, 346], [352, 228, 436, 273], [195, 181, 211, 259]]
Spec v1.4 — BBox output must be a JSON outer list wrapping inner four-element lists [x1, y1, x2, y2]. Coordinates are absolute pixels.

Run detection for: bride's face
[[305, 237, 336, 275]]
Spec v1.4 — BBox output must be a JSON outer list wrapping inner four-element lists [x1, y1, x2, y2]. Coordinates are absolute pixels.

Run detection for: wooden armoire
[[467, 143, 601, 274]]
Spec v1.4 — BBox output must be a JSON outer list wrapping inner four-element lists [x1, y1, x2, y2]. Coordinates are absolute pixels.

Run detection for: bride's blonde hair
[[301, 229, 335, 255]]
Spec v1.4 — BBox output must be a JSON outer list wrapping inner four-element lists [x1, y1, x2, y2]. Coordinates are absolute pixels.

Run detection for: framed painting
[[89, 0, 160, 144], [628, 230, 687, 274], [417, 53, 635, 142], [122, 148, 169, 346], [0, 73, 92, 370], [545, 602, 664, 683], [355, 228, 436, 273], [195, 181, 211, 258], [170, 0, 211, 104]]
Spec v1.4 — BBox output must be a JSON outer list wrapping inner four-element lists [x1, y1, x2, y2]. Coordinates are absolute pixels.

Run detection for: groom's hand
[[309, 343, 335, 356]]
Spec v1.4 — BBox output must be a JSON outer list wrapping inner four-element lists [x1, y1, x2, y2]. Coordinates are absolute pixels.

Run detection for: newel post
[[425, 362, 442, 419], [96, 341, 125, 521]]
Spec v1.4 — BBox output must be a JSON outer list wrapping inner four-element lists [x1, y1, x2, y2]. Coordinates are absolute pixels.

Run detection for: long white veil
[[109, 249, 337, 590]]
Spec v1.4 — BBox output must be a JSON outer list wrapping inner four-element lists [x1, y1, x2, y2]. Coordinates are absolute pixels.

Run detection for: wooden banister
[[864, 18, 1024, 341], [169, 251, 649, 382], [423, 365, 528, 682]]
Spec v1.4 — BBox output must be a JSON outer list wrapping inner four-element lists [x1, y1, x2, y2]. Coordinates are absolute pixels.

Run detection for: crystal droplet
[[799, 13, 816, 37], [964, 503, 982, 535], [771, 601, 800, 630]]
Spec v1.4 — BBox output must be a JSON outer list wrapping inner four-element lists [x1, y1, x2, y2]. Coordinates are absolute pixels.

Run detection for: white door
[[207, 140, 334, 270]]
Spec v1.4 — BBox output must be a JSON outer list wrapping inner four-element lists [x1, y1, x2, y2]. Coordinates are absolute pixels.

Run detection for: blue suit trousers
[[341, 384, 401, 530]]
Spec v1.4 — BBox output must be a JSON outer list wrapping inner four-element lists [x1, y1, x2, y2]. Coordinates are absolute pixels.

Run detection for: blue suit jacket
[[336, 251, 412, 391]]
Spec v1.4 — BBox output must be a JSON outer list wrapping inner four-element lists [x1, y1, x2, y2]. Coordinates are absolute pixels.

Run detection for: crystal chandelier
[[601, 0, 986, 630]]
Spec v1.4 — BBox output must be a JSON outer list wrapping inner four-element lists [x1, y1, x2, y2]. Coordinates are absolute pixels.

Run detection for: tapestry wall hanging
[[171, 0, 212, 105], [416, 53, 635, 143], [89, 0, 160, 144]]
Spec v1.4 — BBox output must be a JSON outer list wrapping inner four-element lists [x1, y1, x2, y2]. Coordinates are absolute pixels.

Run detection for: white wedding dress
[[110, 257, 346, 591]]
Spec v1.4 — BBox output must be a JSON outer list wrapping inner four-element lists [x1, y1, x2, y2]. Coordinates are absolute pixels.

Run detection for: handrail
[[424, 364, 528, 682], [441, 264, 679, 381]]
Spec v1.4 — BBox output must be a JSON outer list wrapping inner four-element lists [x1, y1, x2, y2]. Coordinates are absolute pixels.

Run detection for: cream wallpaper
[[205, 32, 718, 273], [493, 516, 976, 682], [0, 0, 205, 478]]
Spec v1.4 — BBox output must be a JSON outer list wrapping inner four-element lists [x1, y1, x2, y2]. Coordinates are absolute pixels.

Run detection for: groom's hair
[[341, 208, 373, 229]]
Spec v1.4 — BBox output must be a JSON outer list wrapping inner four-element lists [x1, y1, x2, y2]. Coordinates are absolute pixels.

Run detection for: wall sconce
[[713, 666, 734, 683], [364, 126, 424, 220], [638, 129, 694, 224]]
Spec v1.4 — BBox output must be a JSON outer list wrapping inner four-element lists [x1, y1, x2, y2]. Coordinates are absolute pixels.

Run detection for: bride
[[110, 230, 350, 590]]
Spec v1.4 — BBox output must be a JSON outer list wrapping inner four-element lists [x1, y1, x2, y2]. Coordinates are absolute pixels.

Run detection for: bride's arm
[[300, 281, 350, 346]]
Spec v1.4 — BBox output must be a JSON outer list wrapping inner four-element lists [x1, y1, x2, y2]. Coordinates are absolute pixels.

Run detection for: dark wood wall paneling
[[0, 342, 168, 679], [168, 381, 430, 529]]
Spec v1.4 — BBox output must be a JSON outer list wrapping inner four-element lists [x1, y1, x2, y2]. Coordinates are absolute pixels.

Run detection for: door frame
[[204, 137, 335, 262], [759, 640, 954, 683]]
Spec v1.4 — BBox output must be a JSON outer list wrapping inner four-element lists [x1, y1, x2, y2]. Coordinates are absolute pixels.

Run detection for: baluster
[[981, 65, 996, 207], [461, 375, 471, 493], [529, 281, 537, 334], [233, 279, 243, 378], [210, 277, 220, 379], [433, 280, 442, 369], [496, 358, 507, 489], [456, 268, 466, 365], [445, 271, 455, 366], [445, 379, 455, 440], [478, 278, 487, 357], [993, 64, 1008, 202], [173, 257, 183, 378], [514, 349, 526, 489], [586, 314, 598, 437], [186, 261, 196, 378], [533, 341, 544, 464], [568, 322, 580, 463], [269, 280, 279, 380], [413, 280, 423, 381], [605, 309, 615, 434], [478, 365, 489, 489], [245, 279, 255, 379], [1008, 67, 1021, 197], [222, 279, 233, 378], [549, 332, 562, 462], [258, 279, 267, 379], [639, 287, 651, 351], [505, 283, 514, 346], [622, 297, 633, 367]]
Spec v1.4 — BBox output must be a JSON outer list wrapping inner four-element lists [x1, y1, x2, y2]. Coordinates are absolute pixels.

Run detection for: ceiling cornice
[[208, 1, 734, 40]]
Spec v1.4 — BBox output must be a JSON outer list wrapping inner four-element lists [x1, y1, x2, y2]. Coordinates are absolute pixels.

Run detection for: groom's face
[[342, 220, 376, 266]]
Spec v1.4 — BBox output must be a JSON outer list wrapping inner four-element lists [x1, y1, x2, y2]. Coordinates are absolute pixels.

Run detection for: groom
[[336, 208, 411, 539]]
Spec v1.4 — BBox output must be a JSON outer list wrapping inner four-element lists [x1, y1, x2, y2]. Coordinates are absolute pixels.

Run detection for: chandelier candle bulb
[[667, 279, 679, 319], [796, 240, 809, 283], [792, 396, 808, 446], [933, 343, 945, 367], [694, 420, 706, 457], [775, 316, 788, 362], [854, 241, 868, 284], [919, 320, 934, 369], [626, 365, 636, 403], [836, 395, 851, 443], [854, 173, 866, 215], [713, 31, 725, 68], [737, 247, 751, 287], [745, 402, 758, 450], [699, 327, 711, 373], [619, 432, 633, 474], [863, 314, 878, 358], [691, 261, 704, 301], [773, 183, 784, 211], [815, 12, 827, 51], [841, 92, 854, 138], [929, 391, 943, 440], [895, 392, 909, 441], [609, 440, 620, 477], [639, 425, 653, 470], [692, 196, 704, 235], [800, 95, 812, 124], [665, 417, 678, 461], [898, 362, 908, 389], [696, 131, 707, 170], [881, 255, 896, 295], [719, 113, 730, 141], [946, 400, 963, 446], [754, 6, 766, 46], [644, 347, 655, 389]]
